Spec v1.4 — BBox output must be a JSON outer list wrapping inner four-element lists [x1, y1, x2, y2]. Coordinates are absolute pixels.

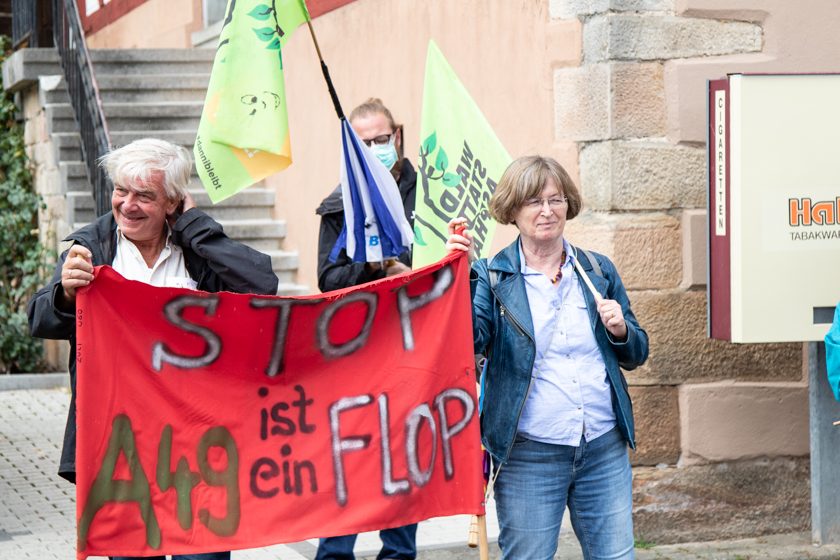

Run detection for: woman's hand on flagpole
[[446, 217, 473, 254], [597, 298, 628, 340]]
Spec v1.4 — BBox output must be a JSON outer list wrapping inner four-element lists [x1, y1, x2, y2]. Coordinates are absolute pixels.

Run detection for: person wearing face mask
[[315, 97, 415, 289], [313, 98, 417, 559]]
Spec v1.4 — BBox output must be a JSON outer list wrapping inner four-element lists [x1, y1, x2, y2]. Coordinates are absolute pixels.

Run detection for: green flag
[[194, 0, 310, 203], [412, 40, 511, 267]]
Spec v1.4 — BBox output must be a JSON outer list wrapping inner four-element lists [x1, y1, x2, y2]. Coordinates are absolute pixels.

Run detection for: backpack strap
[[571, 245, 605, 303], [575, 246, 603, 278], [481, 267, 500, 386]]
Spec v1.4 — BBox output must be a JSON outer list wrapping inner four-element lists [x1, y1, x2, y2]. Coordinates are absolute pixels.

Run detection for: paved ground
[[3, 386, 840, 559]]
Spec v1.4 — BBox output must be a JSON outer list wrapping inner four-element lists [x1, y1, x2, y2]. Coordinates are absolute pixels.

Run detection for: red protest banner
[[74, 252, 482, 558]]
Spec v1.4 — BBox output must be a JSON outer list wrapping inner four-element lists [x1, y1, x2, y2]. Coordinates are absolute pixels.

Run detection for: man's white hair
[[99, 138, 192, 201]]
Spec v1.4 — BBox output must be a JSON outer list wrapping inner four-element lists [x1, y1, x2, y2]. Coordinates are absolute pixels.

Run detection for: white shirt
[[111, 228, 197, 289], [516, 240, 616, 446]]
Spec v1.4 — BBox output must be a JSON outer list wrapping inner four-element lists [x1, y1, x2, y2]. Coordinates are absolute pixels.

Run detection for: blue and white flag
[[330, 118, 413, 263]]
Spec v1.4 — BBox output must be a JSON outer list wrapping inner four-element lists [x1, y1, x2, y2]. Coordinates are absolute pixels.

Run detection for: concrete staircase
[[3, 47, 308, 295]]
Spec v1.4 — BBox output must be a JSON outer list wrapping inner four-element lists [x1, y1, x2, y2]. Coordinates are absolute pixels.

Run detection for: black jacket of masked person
[[315, 158, 416, 292], [27, 209, 279, 483]]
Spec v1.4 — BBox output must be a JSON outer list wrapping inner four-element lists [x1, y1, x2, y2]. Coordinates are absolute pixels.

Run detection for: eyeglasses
[[361, 133, 394, 147], [523, 196, 568, 210]]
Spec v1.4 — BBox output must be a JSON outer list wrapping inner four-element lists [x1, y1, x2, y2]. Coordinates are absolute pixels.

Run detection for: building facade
[[15, 0, 840, 544]]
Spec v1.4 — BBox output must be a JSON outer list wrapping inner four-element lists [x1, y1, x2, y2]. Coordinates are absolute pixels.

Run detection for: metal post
[[809, 341, 840, 544]]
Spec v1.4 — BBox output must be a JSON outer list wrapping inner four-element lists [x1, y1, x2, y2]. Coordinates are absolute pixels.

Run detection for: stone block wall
[[549, 0, 819, 543], [19, 79, 69, 369]]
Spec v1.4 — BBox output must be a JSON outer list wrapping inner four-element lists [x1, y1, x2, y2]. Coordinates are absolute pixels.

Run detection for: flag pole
[[304, 20, 345, 120], [468, 514, 489, 559]]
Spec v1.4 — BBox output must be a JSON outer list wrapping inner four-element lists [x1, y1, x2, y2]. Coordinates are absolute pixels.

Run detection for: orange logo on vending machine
[[788, 197, 840, 226]]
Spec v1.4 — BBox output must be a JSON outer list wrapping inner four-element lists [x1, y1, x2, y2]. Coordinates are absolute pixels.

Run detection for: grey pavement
[[3, 386, 840, 559]]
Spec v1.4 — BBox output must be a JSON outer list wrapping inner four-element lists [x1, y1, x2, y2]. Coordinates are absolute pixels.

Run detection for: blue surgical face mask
[[371, 135, 398, 170]]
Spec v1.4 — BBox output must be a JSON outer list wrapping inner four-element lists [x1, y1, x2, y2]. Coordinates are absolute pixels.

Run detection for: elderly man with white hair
[[28, 138, 278, 560]]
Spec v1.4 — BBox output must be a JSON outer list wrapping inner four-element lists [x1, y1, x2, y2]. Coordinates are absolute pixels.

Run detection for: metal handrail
[[52, 0, 111, 217]]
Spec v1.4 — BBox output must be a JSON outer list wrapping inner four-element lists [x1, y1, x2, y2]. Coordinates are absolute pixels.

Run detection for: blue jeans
[[495, 427, 633, 560], [315, 523, 418, 560], [112, 553, 229, 560]]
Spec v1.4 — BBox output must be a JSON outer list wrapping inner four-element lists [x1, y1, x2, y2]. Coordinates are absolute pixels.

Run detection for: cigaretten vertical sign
[[715, 89, 727, 236], [74, 252, 482, 559]]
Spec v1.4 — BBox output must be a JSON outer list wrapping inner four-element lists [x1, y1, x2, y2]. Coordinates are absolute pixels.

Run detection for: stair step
[[43, 74, 211, 104], [72, 218, 285, 249], [61, 162, 271, 200], [9, 47, 214, 64], [61, 161, 92, 192], [266, 250, 301, 286], [87, 48, 215, 74], [64, 187, 275, 206], [194, 189, 273, 208], [47, 102, 204, 133], [276, 283, 312, 297], [212, 219, 285, 242], [62, 160, 203, 191], [265, 249, 299, 272], [55, 130, 196, 161], [5, 48, 214, 94], [2, 48, 61, 92], [68, 198, 274, 223], [63, 165, 184, 193], [67, 189, 275, 223]]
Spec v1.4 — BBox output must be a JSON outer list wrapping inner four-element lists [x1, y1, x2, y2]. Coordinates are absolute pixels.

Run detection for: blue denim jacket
[[471, 239, 649, 465]]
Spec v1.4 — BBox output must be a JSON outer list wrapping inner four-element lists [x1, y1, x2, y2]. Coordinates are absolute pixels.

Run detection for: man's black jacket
[[27, 208, 278, 482]]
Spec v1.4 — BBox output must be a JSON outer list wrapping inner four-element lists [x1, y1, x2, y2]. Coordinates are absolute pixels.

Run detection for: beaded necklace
[[550, 250, 567, 284]]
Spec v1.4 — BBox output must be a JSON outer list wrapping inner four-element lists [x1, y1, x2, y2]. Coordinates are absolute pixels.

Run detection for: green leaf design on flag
[[442, 172, 460, 187], [412, 41, 511, 267], [194, 0, 310, 203], [422, 132, 437, 154], [253, 27, 276, 41], [248, 4, 274, 20], [435, 147, 448, 172], [413, 224, 428, 246]]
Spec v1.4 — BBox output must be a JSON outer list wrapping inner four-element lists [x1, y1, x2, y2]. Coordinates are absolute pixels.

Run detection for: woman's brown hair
[[489, 155, 582, 225]]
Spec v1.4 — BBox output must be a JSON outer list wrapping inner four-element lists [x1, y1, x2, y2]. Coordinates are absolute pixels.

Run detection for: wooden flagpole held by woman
[[573, 255, 604, 304], [468, 514, 489, 559]]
